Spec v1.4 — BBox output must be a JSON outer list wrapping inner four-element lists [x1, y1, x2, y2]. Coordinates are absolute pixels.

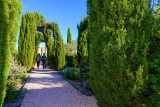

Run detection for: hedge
[[87, 0, 151, 106]]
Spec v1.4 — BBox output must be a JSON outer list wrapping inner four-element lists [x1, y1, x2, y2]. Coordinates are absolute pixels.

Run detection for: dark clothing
[[42, 56, 47, 62], [42, 56, 47, 69], [37, 61, 40, 68], [43, 61, 46, 69], [36, 55, 41, 69]]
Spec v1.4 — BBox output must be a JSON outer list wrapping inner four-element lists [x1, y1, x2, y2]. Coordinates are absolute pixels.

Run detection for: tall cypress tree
[[67, 27, 72, 44], [18, 12, 44, 70], [77, 17, 88, 63], [0, 0, 22, 106], [53, 23, 65, 70], [44, 29, 53, 65], [87, 0, 151, 106], [18, 12, 37, 70]]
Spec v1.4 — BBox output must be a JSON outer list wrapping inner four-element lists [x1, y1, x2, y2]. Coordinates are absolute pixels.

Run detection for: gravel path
[[21, 66, 98, 107]]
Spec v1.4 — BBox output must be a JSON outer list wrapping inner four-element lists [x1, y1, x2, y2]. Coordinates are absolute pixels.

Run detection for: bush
[[80, 56, 89, 69], [63, 68, 80, 80], [22, 73, 28, 79], [8, 60, 27, 82], [65, 55, 78, 67], [5, 82, 20, 103]]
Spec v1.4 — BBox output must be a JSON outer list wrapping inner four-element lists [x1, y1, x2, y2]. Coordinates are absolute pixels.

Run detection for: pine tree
[[0, 0, 22, 106], [67, 27, 72, 44], [87, 0, 151, 106], [77, 17, 88, 63]]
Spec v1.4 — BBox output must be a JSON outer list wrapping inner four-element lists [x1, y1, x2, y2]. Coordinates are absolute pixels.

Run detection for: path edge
[[58, 73, 93, 96], [3, 76, 31, 107]]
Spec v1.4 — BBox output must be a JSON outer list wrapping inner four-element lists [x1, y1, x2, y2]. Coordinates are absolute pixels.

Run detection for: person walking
[[36, 53, 41, 69], [42, 53, 47, 69]]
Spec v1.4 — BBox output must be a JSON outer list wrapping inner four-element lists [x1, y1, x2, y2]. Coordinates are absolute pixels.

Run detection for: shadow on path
[[21, 66, 98, 107]]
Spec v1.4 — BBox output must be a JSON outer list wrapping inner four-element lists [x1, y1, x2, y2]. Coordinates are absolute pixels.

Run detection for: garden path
[[21, 66, 98, 107]]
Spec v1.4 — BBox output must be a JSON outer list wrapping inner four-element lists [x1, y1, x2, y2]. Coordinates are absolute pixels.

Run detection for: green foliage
[[80, 56, 89, 69], [44, 29, 54, 65], [145, 59, 160, 106], [18, 12, 44, 70], [87, 0, 151, 106], [65, 40, 77, 55], [63, 68, 80, 80], [150, 59, 160, 74], [52, 23, 65, 70], [18, 13, 65, 70], [144, 5, 160, 106], [5, 82, 20, 103], [77, 17, 88, 63], [65, 55, 78, 67], [8, 60, 27, 82], [12, 50, 18, 61], [33, 32, 44, 64], [21, 73, 28, 79], [149, 5, 160, 60], [67, 27, 72, 44], [0, 0, 22, 106]]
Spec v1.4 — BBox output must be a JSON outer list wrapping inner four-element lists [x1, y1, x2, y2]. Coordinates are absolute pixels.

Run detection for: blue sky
[[16, 0, 87, 48]]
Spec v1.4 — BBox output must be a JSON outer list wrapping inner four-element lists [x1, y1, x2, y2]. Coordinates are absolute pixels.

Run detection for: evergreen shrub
[[80, 56, 89, 69], [5, 82, 20, 103], [65, 55, 78, 67], [8, 60, 27, 81], [63, 68, 80, 80]]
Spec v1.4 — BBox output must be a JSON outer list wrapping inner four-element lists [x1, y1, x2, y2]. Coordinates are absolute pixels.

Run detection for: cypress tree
[[67, 27, 72, 44], [77, 17, 88, 63], [18, 12, 37, 70], [87, 0, 151, 106], [0, 0, 22, 106], [53, 23, 65, 70], [18, 12, 44, 70], [44, 29, 53, 65]]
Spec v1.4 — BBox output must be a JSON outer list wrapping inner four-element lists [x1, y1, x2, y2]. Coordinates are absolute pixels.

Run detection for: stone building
[[38, 47, 47, 57]]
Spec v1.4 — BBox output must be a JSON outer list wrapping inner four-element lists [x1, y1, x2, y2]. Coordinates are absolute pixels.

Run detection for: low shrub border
[[2, 76, 30, 107], [58, 73, 93, 96]]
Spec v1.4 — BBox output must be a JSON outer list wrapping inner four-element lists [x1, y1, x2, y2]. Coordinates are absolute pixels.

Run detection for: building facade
[[38, 47, 47, 57]]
